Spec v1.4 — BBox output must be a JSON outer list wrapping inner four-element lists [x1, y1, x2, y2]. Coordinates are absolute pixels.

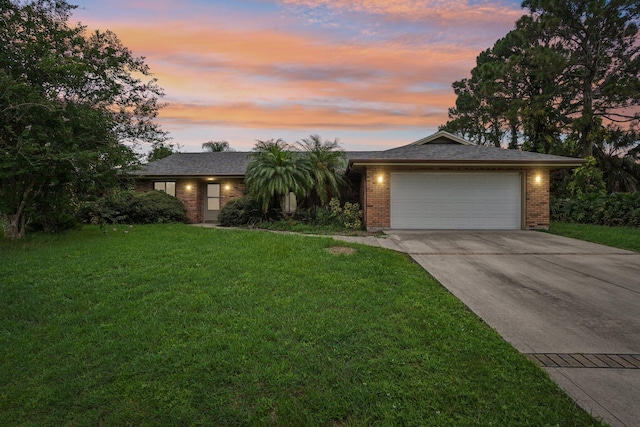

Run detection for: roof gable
[[409, 130, 472, 146]]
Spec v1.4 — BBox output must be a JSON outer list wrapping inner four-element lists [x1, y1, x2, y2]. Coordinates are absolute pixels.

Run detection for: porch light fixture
[[224, 184, 230, 191], [377, 175, 384, 184], [186, 184, 192, 190], [535, 175, 541, 184]]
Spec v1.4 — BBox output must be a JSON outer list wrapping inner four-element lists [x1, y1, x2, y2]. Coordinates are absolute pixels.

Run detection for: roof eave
[[131, 173, 246, 179], [348, 159, 586, 169]]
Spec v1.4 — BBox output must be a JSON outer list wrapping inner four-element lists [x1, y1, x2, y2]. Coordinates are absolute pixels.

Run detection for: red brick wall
[[524, 169, 550, 230], [220, 179, 245, 207], [135, 180, 153, 192], [363, 166, 391, 230], [175, 179, 201, 223]]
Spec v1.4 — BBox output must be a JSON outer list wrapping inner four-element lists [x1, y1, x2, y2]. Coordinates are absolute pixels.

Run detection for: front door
[[204, 183, 221, 222]]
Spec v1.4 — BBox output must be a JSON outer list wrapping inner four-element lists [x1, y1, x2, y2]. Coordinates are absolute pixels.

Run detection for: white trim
[[409, 130, 473, 146]]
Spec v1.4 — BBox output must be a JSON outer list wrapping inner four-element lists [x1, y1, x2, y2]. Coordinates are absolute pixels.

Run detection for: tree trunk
[[581, 85, 595, 158], [5, 180, 35, 239], [509, 121, 519, 149], [279, 195, 289, 220], [6, 211, 27, 240]]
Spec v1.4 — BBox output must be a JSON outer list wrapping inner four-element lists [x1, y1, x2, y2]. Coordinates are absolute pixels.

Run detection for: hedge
[[551, 192, 640, 227], [78, 190, 188, 225]]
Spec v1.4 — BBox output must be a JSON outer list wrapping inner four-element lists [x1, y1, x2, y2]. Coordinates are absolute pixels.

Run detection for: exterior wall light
[[186, 184, 192, 191], [224, 184, 231, 191], [535, 175, 541, 184], [377, 175, 384, 184]]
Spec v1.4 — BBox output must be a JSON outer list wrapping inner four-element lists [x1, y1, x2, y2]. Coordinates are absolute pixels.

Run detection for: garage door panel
[[391, 172, 521, 230]]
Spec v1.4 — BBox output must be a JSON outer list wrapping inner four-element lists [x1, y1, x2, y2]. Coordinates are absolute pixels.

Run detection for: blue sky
[[71, 0, 525, 152]]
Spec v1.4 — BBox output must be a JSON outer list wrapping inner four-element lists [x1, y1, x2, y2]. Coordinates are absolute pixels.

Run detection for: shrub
[[602, 193, 640, 227], [551, 192, 640, 227], [312, 198, 363, 230], [128, 191, 188, 224], [567, 156, 606, 197], [342, 201, 363, 230], [218, 196, 264, 227], [77, 191, 133, 225], [78, 190, 187, 228], [29, 195, 80, 233]]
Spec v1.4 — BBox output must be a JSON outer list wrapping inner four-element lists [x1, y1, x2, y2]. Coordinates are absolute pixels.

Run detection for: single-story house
[[133, 131, 585, 230]]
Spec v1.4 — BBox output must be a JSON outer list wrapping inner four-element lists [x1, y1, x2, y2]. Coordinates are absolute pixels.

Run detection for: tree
[[0, 0, 167, 239], [244, 139, 311, 215], [522, 0, 640, 157], [444, 20, 569, 153], [444, 0, 640, 193], [148, 141, 179, 162], [295, 135, 347, 206], [593, 128, 640, 193], [202, 140, 234, 152]]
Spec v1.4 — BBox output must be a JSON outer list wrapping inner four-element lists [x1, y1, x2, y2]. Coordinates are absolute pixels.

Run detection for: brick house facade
[[347, 131, 582, 231], [359, 166, 551, 230], [133, 132, 582, 230], [135, 178, 245, 224]]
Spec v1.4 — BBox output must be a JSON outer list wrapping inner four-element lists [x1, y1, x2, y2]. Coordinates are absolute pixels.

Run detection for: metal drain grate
[[526, 353, 640, 369]]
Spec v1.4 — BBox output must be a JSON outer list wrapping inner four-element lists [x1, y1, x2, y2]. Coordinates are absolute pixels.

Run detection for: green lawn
[[0, 225, 602, 426], [548, 221, 640, 252]]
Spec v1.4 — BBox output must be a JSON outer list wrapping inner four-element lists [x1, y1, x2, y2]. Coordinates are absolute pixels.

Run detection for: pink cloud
[[74, 1, 522, 147], [98, 22, 472, 131], [160, 101, 445, 130], [279, 0, 522, 26]]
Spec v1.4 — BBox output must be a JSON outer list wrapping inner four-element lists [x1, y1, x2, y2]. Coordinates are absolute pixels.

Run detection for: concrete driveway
[[390, 231, 640, 427], [338, 231, 640, 427]]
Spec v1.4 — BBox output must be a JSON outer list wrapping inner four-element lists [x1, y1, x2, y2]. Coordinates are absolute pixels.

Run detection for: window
[[154, 181, 176, 197], [207, 184, 220, 211]]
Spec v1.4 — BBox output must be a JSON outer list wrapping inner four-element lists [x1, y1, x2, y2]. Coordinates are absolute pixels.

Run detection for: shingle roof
[[344, 130, 584, 167], [132, 152, 252, 176], [133, 138, 584, 178], [133, 150, 380, 177], [344, 151, 380, 159], [349, 143, 585, 165]]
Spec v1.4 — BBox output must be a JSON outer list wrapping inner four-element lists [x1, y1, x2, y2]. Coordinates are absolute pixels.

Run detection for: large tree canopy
[[0, 0, 168, 238], [444, 0, 640, 156], [523, 0, 640, 157]]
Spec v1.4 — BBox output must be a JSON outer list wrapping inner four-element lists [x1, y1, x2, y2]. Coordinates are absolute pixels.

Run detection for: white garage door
[[390, 172, 522, 230]]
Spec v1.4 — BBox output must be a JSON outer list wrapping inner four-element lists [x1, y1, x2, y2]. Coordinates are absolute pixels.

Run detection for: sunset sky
[[72, 0, 526, 152]]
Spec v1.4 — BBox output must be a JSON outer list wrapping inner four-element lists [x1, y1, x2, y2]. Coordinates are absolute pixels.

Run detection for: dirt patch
[[325, 246, 356, 255]]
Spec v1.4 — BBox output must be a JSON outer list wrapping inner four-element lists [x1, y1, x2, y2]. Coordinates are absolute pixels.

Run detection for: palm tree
[[245, 139, 312, 214], [296, 135, 347, 206], [594, 129, 640, 193], [594, 146, 639, 193], [202, 140, 234, 152]]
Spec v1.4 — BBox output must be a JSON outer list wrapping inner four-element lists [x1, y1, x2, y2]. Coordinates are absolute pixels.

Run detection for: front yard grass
[[548, 221, 640, 252], [253, 219, 371, 236], [1, 225, 602, 426]]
